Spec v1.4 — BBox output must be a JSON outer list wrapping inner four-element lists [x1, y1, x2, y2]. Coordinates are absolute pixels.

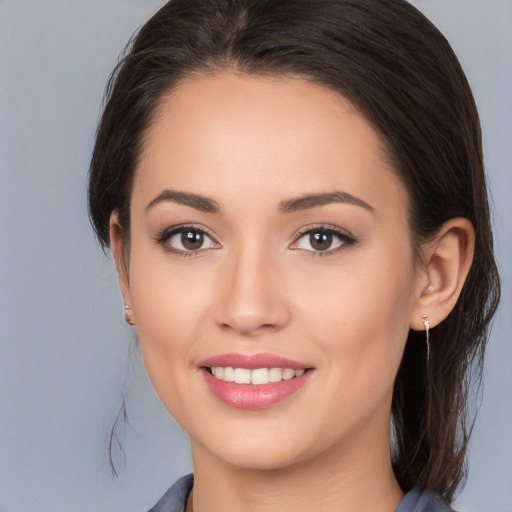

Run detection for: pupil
[[310, 232, 332, 251], [182, 231, 203, 250]]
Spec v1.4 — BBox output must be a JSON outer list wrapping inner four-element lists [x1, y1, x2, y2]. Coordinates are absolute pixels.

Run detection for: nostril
[[213, 275, 291, 335], [219, 321, 281, 337]]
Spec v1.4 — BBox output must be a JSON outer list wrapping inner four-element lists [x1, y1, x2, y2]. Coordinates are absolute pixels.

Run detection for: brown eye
[[291, 226, 355, 254], [162, 227, 219, 254], [309, 232, 333, 251], [181, 230, 204, 250]]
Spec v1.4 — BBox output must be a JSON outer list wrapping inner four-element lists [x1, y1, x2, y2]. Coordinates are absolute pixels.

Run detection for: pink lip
[[199, 353, 313, 410], [200, 353, 309, 370]]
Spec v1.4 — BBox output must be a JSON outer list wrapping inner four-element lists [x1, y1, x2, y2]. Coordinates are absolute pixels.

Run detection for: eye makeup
[[154, 223, 220, 257], [153, 221, 357, 259]]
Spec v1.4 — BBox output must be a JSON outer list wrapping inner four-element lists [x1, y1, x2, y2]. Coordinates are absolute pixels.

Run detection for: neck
[[189, 427, 403, 512]]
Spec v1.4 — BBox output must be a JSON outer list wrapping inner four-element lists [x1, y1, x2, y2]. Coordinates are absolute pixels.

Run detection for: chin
[[206, 442, 310, 472], [188, 414, 338, 473]]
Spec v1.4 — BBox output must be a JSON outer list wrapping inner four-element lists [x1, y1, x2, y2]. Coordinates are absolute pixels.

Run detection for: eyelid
[[155, 223, 221, 255], [154, 222, 355, 257], [289, 223, 357, 254]]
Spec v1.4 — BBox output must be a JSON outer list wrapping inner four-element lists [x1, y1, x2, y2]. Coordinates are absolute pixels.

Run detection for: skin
[[111, 72, 474, 512]]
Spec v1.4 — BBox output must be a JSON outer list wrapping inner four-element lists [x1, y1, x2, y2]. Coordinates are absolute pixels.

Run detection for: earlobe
[[410, 218, 475, 331], [109, 212, 134, 323]]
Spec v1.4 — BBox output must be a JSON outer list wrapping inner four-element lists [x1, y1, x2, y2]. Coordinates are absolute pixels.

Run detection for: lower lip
[[202, 369, 312, 409]]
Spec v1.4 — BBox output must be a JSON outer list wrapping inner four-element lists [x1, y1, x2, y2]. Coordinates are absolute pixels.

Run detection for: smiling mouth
[[201, 357, 313, 408], [205, 367, 307, 385]]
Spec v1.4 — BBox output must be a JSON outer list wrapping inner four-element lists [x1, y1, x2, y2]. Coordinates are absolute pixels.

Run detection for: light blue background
[[0, 1, 510, 511]]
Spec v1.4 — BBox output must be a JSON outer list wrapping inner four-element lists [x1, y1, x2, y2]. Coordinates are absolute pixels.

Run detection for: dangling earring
[[422, 314, 430, 361], [124, 304, 136, 326]]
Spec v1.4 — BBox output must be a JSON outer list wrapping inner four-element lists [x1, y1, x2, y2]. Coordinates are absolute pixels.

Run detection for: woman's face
[[118, 72, 422, 470]]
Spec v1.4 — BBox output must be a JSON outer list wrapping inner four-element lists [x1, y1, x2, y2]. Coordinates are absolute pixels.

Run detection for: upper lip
[[199, 353, 311, 370]]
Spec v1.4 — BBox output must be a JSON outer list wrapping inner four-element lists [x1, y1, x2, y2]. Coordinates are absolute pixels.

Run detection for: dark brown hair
[[88, 0, 500, 502]]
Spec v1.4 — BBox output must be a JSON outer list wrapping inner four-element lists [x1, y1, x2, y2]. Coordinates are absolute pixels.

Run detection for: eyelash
[[290, 224, 357, 257], [155, 224, 219, 258], [154, 223, 357, 258]]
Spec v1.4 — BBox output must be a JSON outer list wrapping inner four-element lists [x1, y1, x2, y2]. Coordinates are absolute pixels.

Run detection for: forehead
[[132, 71, 407, 215]]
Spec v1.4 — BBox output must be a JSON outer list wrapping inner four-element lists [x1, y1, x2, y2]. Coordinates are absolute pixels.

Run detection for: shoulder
[[147, 474, 194, 512], [397, 487, 455, 512]]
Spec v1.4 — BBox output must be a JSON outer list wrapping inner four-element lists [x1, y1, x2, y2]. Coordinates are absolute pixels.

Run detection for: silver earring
[[422, 314, 430, 361], [124, 304, 136, 326]]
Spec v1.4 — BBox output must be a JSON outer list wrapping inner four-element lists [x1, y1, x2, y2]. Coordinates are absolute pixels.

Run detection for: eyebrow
[[279, 191, 374, 213], [146, 189, 221, 214], [145, 189, 373, 215]]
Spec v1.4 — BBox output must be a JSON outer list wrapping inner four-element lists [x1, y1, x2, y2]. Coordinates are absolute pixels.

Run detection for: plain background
[[0, 1, 510, 511]]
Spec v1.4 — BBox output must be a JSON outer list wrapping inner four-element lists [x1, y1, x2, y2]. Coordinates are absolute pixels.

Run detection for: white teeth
[[269, 368, 283, 383], [223, 367, 235, 382], [234, 368, 251, 384], [282, 368, 295, 380], [210, 367, 306, 385], [251, 368, 270, 385]]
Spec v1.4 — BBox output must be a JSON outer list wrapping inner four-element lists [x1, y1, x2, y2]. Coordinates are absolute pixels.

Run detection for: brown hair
[[88, 0, 500, 501]]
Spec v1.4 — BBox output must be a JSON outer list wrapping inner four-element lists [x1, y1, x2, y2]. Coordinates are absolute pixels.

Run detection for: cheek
[[129, 232, 212, 324], [292, 245, 416, 384], [126, 244, 213, 396]]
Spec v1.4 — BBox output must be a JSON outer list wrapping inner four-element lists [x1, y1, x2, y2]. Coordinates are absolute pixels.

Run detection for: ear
[[410, 218, 475, 331], [109, 211, 135, 325]]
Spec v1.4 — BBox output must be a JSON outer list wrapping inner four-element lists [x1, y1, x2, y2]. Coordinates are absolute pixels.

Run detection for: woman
[[88, 0, 500, 510]]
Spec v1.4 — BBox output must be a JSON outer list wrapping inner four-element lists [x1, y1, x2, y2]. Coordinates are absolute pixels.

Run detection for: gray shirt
[[147, 474, 454, 512]]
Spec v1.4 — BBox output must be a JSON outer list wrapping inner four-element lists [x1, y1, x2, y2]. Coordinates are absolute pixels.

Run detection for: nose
[[214, 246, 291, 337]]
